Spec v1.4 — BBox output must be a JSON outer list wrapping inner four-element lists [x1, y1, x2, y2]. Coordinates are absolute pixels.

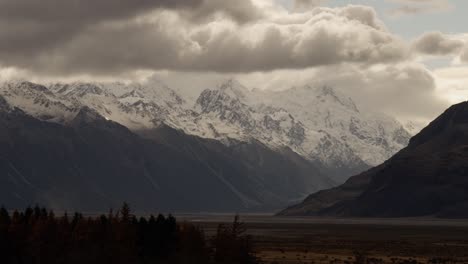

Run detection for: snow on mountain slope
[[260, 85, 412, 167], [192, 81, 375, 182], [0, 78, 411, 184], [193, 79, 312, 149], [0, 81, 77, 123], [47, 79, 196, 131]]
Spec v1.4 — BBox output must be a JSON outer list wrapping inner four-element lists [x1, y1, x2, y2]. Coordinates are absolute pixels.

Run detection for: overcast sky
[[1, 0, 467, 126]]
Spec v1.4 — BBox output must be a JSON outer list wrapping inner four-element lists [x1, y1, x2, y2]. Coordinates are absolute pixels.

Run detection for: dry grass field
[[177, 215, 468, 264]]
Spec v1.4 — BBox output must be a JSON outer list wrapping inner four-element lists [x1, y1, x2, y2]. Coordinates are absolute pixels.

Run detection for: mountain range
[[0, 78, 411, 212], [279, 101, 468, 218]]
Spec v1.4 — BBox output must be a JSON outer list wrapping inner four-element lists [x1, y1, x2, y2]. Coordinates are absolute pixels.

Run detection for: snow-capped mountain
[[193, 80, 308, 148], [49, 80, 189, 130], [0, 81, 77, 123], [0, 78, 411, 184], [0, 92, 332, 212], [262, 85, 411, 166], [190, 80, 411, 182]]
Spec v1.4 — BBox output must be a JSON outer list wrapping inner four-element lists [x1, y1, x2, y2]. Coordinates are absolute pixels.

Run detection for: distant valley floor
[[177, 215, 468, 264]]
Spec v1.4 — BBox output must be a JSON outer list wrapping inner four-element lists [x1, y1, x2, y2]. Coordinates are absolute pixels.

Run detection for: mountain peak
[[195, 79, 250, 113], [118, 79, 185, 106], [1, 78, 411, 191], [220, 78, 243, 88], [441, 101, 468, 124], [409, 101, 468, 148], [71, 106, 106, 125], [314, 85, 359, 113], [218, 79, 249, 100], [316, 85, 336, 95], [53, 82, 105, 97], [12, 81, 54, 96]]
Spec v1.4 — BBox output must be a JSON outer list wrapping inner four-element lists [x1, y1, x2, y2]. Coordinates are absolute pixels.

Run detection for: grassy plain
[[177, 215, 468, 264]]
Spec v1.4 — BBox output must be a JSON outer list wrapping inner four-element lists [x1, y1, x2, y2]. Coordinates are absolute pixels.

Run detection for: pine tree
[[0, 207, 10, 227], [120, 202, 131, 223], [231, 214, 246, 237]]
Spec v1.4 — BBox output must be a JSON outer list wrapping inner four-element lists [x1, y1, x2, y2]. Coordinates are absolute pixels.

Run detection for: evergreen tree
[[0, 206, 260, 264], [120, 202, 131, 223]]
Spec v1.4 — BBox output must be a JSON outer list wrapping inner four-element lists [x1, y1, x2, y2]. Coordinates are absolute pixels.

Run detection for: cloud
[[0, 0, 203, 54], [182, 0, 264, 23], [294, 0, 328, 11], [244, 63, 448, 123], [387, 0, 453, 17], [412, 32, 465, 56], [0, 4, 408, 76], [0, 0, 203, 21], [0, 0, 450, 126], [148, 61, 449, 125], [0, 0, 263, 57], [461, 46, 468, 62], [0, 0, 263, 24], [0, 0, 463, 131], [433, 66, 468, 105], [338, 63, 448, 122]]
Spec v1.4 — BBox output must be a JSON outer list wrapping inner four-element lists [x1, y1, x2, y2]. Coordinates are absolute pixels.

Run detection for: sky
[[1, 0, 468, 126]]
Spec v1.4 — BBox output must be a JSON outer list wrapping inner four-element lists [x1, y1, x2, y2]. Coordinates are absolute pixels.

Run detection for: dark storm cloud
[[0, 0, 263, 59], [0, 0, 202, 22], [0, 2, 406, 76], [0, 0, 203, 55], [0, 0, 262, 52]]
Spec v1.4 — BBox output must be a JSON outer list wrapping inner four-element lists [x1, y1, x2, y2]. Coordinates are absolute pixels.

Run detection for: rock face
[[279, 101, 468, 218], [0, 79, 411, 212]]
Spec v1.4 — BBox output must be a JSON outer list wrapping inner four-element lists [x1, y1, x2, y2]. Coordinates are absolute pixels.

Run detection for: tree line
[[0, 203, 260, 264]]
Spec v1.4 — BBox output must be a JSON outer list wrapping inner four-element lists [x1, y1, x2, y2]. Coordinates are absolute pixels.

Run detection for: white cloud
[[293, 0, 328, 11], [461, 46, 468, 63], [411, 31, 465, 56], [434, 66, 468, 104], [152, 62, 449, 125]]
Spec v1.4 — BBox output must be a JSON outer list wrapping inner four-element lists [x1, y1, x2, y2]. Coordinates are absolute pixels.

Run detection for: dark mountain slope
[[0, 103, 247, 212], [0, 96, 331, 212], [279, 101, 468, 218], [139, 125, 335, 210]]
